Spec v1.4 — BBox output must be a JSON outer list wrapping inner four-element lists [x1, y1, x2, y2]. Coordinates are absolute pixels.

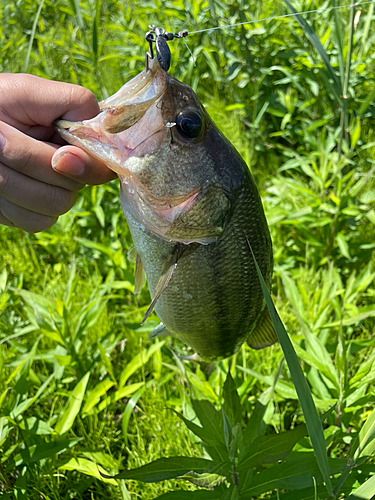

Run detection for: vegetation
[[1, 0, 375, 498]]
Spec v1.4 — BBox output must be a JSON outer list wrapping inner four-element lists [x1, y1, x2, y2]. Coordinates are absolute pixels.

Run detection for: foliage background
[[0, 0, 375, 498]]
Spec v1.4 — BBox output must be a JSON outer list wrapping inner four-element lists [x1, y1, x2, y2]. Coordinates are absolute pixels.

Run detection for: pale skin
[[0, 73, 116, 232]]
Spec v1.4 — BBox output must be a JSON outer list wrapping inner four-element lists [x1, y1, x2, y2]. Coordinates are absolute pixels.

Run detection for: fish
[[56, 56, 277, 361]]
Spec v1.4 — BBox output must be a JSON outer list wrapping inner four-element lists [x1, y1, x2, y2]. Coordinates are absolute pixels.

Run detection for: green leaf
[[92, 0, 100, 64], [119, 342, 164, 387], [168, 408, 212, 442], [179, 471, 226, 489], [248, 241, 333, 496], [223, 370, 242, 426], [67, 0, 83, 28], [23, 0, 45, 73], [114, 457, 214, 482], [55, 372, 90, 435], [222, 407, 232, 452], [346, 473, 375, 499], [336, 233, 351, 260], [230, 485, 240, 500], [98, 342, 117, 384], [351, 407, 375, 461], [187, 371, 219, 402], [358, 88, 375, 116], [0, 417, 10, 446], [240, 455, 346, 497], [242, 400, 268, 445], [122, 382, 150, 444], [169, 405, 229, 463], [82, 380, 115, 415], [10, 373, 54, 419], [60, 457, 116, 485], [191, 399, 226, 449], [96, 382, 144, 413], [18, 417, 54, 435], [351, 116, 361, 148], [238, 425, 307, 471], [281, 0, 342, 104], [154, 491, 222, 500], [5, 439, 81, 471]]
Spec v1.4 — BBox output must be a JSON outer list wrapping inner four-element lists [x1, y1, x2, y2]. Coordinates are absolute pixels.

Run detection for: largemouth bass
[[56, 57, 277, 360]]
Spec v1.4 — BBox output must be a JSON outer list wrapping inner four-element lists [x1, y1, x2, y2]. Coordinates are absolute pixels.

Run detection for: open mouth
[[55, 58, 168, 175]]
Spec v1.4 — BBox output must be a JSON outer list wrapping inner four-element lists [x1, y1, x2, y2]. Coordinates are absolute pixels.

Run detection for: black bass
[[56, 57, 276, 360]]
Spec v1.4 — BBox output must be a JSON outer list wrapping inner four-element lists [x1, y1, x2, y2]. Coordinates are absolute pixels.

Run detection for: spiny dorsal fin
[[247, 307, 278, 350]]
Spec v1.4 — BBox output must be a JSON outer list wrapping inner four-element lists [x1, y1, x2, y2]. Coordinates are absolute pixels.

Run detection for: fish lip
[[55, 119, 80, 130], [55, 58, 168, 137]]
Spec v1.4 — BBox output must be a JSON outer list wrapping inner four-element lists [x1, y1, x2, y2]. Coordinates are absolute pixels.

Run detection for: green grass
[[1, 0, 375, 498]]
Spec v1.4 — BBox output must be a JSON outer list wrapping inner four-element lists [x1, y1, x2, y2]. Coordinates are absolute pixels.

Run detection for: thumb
[[51, 146, 117, 185]]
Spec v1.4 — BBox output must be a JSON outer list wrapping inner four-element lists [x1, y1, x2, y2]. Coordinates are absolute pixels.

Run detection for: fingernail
[[52, 151, 85, 176], [0, 132, 6, 152]]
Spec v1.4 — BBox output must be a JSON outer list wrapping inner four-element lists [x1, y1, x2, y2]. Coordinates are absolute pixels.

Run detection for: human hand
[[0, 73, 116, 232]]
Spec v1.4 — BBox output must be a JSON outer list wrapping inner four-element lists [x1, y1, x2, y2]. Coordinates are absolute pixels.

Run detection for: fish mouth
[[55, 58, 168, 176]]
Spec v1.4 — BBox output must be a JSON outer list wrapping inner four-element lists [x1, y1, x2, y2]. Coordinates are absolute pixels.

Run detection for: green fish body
[[56, 58, 276, 360]]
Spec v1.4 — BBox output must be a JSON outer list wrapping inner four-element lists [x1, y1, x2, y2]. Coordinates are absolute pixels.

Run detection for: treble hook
[[145, 26, 188, 72]]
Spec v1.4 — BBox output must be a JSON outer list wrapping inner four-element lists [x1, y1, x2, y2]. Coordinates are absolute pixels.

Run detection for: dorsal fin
[[247, 307, 278, 350]]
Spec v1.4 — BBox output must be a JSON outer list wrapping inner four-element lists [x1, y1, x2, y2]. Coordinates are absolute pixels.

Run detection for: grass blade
[[67, 0, 83, 28], [247, 239, 333, 496], [55, 372, 90, 435], [346, 474, 375, 499], [23, 0, 45, 72], [114, 457, 214, 482], [92, 0, 101, 66], [351, 407, 375, 461], [332, 0, 345, 86], [281, 0, 342, 104], [358, 0, 374, 62]]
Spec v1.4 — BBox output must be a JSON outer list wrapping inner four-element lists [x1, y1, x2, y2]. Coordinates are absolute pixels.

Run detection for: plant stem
[[232, 464, 239, 486], [338, 5, 356, 156], [0, 462, 12, 490], [333, 460, 355, 497]]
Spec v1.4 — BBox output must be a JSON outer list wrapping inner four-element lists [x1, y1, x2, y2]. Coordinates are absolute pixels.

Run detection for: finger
[[51, 146, 117, 185], [0, 121, 84, 191], [0, 196, 58, 233], [0, 73, 100, 136], [0, 162, 77, 217]]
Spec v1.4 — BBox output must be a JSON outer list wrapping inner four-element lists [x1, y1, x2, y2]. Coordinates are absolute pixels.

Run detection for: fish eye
[[175, 110, 202, 140]]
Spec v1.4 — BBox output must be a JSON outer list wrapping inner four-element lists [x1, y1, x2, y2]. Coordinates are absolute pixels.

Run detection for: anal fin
[[148, 323, 172, 339], [247, 307, 278, 350]]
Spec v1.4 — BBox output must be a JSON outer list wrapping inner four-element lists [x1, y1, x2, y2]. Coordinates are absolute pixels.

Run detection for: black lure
[[145, 26, 188, 72]]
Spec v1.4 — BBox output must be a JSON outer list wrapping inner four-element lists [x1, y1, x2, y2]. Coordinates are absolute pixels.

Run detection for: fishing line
[[187, 0, 374, 35]]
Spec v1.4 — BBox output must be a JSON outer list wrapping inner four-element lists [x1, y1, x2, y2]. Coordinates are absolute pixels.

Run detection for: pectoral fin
[[247, 307, 278, 350], [141, 245, 186, 325], [127, 246, 137, 262], [127, 246, 146, 294]]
